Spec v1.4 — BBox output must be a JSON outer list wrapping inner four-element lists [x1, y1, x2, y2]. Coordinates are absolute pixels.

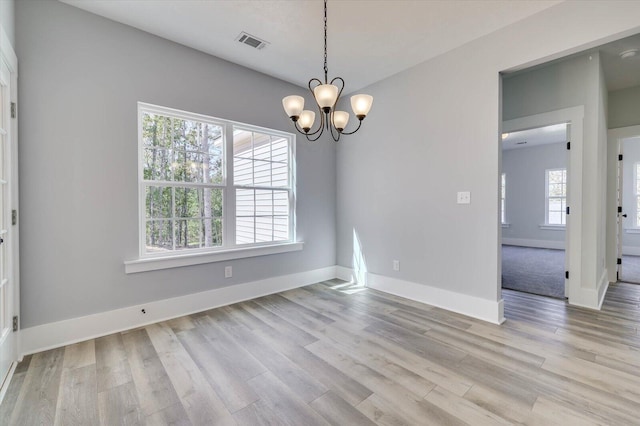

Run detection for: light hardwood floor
[[1, 280, 640, 425]]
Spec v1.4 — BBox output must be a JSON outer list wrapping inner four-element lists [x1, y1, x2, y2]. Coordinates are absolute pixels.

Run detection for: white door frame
[[502, 106, 584, 302], [607, 125, 640, 283], [0, 23, 19, 404]]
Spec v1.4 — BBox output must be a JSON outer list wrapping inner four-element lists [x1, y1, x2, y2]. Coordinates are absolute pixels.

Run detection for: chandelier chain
[[323, 0, 328, 83]]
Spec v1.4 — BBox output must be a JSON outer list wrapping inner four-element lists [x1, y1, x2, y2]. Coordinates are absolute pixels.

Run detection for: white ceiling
[[599, 33, 640, 92], [502, 123, 567, 150], [59, 0, 561, 94]]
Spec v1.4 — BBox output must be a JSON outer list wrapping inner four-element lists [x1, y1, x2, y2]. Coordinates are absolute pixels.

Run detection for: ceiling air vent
[[236, 32, 269, 50]]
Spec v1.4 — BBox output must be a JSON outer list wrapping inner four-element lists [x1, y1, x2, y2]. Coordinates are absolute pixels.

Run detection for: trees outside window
[[139, 103, 294, 257]]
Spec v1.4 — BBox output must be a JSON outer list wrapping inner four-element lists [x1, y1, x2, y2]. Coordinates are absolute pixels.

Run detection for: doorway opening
[[501, 123, 569, 299], [617, 134, 640, 284]]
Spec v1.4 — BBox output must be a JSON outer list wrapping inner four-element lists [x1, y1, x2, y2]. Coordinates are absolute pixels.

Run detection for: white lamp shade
[[332, 111, 349, 130], [282, 95, 304, 118], [298, 110, 316, 130], [351, 94, 373, 117], [313, 84, 339, 109]]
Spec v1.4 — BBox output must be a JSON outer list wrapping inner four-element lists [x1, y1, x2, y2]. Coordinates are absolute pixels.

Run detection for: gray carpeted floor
[[620, 255, 640, 284], [501, 245, 565, 299]]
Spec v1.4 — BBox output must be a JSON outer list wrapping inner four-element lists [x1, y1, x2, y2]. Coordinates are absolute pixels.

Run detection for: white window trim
[[545, 168, 566, 226], [539, 224, 565, 230], [126, 103, 299, 272], [125, 241, 304, 274]]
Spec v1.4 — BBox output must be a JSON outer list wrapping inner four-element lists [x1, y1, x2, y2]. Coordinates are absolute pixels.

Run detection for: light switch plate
[[457, 191, 471, 204]]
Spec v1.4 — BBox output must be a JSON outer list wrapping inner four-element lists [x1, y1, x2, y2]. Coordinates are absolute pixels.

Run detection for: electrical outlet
[[225, 266, 233, 278], [457, 191, 471, 204], [393, 260, 400, 271]]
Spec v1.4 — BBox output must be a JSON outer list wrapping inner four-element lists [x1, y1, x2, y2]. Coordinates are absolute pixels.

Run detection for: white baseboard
[[359, 270, 504, 325], [335, 265, 355, 282], [20, 266, 336, 356], [622, 246, 640, 256], [502, 238, 565, 250], [569, 269, 609, 310]]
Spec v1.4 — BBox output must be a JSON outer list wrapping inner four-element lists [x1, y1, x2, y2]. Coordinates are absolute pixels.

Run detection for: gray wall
[[502, 143, 567, 245], [503, 56, 590, 121], [16, 0, 336, 328], [1, 0, 14, 46], [609, 85, 640, 129], [333, 0, 639, 308]]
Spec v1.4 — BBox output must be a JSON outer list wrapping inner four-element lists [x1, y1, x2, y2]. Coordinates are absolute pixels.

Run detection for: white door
[[0, 57, 16, 391]]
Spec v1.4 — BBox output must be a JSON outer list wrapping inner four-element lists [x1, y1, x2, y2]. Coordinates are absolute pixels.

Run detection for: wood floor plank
[[145, 323, 235, 426], [246, 371, 330, 426], [8, 348, 65, 426], [145, 402, 191, 426], [309, 390, 377, 426], [95, 333, 134, 392], [4, 282, 640, 425], [122, 328, 182, 416], [191, 314, 267, 382], [219, 303, 373, 406], [205, 309, 328, 403], [423, 386, 512, 426], [98, 381, 145, 426], [54, 364, 99, 426], [176, 327, 258, 413], [524, 395, 608, 426], [0, 369, 26, 425], [306, 339, 459, 426], [62, 340, 96, 370]]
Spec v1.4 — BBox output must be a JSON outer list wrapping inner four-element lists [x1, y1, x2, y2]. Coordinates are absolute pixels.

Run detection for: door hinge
[[566, 206, 570, 215], [618, 206, 623, 213], [12, 316, 18, 332], [565, 271, 569, 279], [11, 209, 17, 226], [566, 141, 571, 150], [619, 154, 623, 161], [10, 102, 16, 119], [617, 258, 622, 265]]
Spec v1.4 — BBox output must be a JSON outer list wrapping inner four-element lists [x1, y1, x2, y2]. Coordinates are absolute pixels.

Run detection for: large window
[[545, 168, 567, 226], [138, 103, 294, 258]]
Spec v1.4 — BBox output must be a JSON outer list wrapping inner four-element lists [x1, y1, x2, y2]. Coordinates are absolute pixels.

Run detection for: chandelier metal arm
[[339, 119, 363, 135], [328, 114, 341, 142]]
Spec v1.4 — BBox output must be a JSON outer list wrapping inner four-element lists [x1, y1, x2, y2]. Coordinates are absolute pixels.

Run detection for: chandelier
[[282, 0, 373, 142]]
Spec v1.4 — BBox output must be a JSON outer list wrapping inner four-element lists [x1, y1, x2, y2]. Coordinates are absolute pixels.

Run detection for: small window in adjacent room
[[545, 168, 567, 226], [501, 173, 506, 224], [138, 103, 295, 259]]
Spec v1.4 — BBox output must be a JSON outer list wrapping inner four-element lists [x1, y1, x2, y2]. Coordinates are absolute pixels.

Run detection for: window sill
[[624, 228, 640, 234], [501, 223, 511, 228], [539, 224, 566, 231], [124, 241, 304, 274]]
